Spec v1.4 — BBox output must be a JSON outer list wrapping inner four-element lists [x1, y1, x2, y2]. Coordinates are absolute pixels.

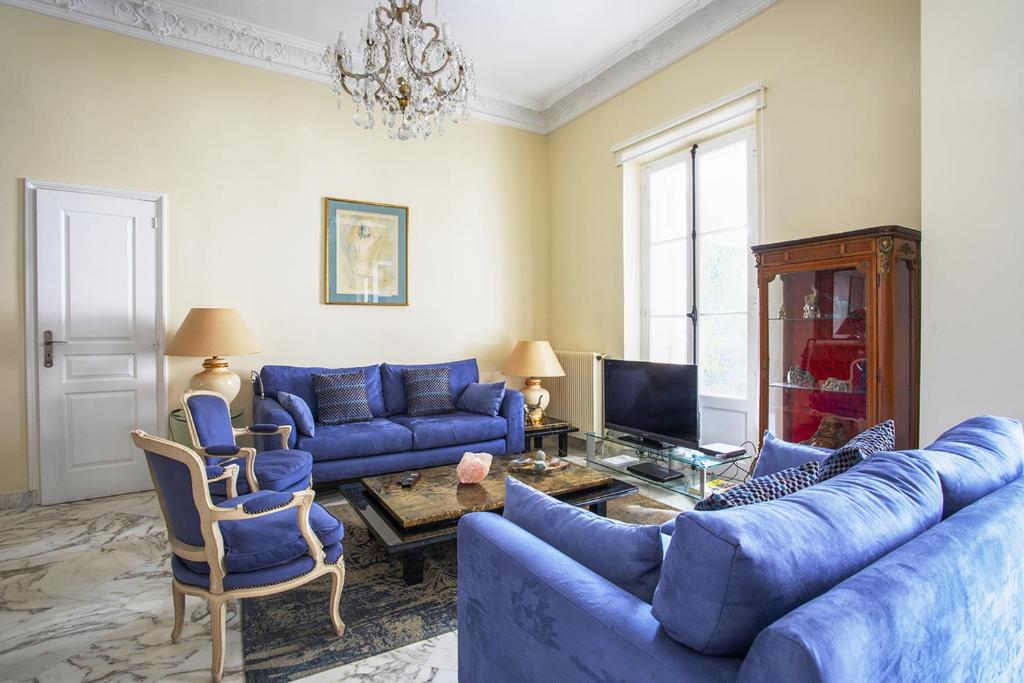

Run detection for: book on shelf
[[689, 478, 737, 498], [602, 454, 641, 467]]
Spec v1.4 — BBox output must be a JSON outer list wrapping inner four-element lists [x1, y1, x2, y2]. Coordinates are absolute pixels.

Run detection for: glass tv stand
[[585, 431, 752, 499]]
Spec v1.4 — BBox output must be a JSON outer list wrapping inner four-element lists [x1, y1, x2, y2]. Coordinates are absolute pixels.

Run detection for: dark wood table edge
[[339, 477, 639, 585], [524, 421, 580, 457]]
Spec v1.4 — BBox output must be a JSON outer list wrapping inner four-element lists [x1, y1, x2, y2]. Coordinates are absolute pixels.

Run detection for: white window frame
[[639, 149, 693, 363], [638, 125, 759, 442]]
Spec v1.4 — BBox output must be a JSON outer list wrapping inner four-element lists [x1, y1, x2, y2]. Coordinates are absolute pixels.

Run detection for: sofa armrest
[[252, 397, 297, 450], [499, 388, 525, 454], [457, 512, 742, 683]]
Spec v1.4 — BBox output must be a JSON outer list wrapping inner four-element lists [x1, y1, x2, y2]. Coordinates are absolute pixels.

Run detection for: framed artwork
[[323, 197, 408, 306]]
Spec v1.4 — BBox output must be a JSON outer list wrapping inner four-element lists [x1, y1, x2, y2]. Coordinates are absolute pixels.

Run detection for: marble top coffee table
[[339, 453, 638, 585]]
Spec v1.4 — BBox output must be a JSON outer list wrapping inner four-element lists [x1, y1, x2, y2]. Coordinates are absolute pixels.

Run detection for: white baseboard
[[0, 490, 38, 510]]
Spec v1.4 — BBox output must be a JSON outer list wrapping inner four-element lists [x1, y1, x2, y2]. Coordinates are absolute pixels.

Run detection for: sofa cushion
[[296, 419, 413, 461], [502, 477, 664, 602], [312, 371, 374, 425], [652, 452, 943, 656], [389, 411, 507, 450], [381, 358, 479, 416], [457, 381, 507, 417], [818, 419, 895, 481], [277, 391, 315, 437], [182, 493, 343, 574], [920, 415, 1024, 518], [260, 364, 386, 419], [694, 461, 820, 511], [403, 367, 457, 417], [752, 432, 831, 478]]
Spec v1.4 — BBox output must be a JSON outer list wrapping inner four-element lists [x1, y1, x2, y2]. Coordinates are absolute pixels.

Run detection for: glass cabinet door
[[766, 266, 868, 448]]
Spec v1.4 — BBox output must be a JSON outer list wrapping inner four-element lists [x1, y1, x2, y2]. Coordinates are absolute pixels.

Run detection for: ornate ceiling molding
[[1, 0, 777, 135]]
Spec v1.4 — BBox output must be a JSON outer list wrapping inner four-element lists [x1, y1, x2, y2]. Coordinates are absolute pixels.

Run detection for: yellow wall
[[0, 6, 549, 495], [920, 0, 1024, 440], [546, 0, 921, 357]]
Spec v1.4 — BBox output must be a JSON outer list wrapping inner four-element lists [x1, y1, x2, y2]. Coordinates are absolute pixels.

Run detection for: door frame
[[23, 179, 168, 497]]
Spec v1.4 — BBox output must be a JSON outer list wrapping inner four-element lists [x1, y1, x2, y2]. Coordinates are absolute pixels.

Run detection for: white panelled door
[[34, 188, 161, 504]]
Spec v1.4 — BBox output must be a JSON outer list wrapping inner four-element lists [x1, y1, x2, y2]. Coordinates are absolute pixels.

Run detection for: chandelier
[[326, 0, 476, 141]]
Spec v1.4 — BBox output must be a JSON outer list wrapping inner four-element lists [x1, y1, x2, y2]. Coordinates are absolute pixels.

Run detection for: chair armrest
[[234, 423, 292, 450], [252, 397, 297, 450], [204, 444, 242, 456], [205, 463, 239, 499], [499, 389, 525, 453], [457, 513, 736, 683]]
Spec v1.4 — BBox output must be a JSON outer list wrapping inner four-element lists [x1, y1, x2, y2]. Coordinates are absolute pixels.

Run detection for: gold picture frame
[[323, 196, 409, 306]]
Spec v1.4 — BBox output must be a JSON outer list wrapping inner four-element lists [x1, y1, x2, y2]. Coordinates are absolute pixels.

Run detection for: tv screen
[[603, 359, 699, 448]]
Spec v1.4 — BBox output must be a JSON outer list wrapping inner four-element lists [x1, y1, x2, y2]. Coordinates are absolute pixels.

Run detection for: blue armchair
[[181, 390, 313, 498], [131, 430, 346, 682]]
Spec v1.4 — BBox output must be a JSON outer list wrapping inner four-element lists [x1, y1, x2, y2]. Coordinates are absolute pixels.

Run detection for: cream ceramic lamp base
[[522, 377, 550, 426], [189, 356, 241, 404]]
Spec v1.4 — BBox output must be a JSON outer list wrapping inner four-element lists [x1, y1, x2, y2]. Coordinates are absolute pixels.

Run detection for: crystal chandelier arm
[[401, 20, 453, 79]]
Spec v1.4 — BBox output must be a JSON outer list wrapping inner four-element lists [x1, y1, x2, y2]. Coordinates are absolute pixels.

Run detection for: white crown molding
[[1, 0, 777, 136]]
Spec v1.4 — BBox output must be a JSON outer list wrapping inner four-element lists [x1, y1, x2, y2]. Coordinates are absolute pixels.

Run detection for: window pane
[[648, 162, 688, 243], [697, 139, 747, 233], [699, 227, 748, 314], [648, 240, 687, 316], [648, 317, 688, 364], [699, 313, 747, 398]]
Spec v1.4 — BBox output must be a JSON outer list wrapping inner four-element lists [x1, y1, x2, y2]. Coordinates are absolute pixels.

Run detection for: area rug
[[240, 492, 680, 682]]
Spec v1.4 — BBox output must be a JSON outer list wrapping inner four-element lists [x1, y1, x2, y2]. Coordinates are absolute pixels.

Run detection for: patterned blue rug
[[240, 494, 678, 681]]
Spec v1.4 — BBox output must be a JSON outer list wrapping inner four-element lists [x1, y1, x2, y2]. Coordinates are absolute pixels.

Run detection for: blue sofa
[[251, 358, 524, 482], [457, 415, 1024, 682]]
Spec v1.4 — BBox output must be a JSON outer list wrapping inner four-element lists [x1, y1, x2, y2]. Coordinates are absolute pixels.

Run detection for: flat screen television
[[603, 359, 699, 448]]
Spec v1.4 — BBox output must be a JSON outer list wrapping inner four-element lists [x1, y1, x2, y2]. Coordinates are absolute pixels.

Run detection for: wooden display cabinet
[[752, 226, 921, 450]]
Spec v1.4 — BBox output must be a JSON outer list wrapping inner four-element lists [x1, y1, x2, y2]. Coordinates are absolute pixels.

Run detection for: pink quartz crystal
[[457, 451, 493, 484]]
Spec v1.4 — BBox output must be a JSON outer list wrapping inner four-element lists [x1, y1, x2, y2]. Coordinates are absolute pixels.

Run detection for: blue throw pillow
[[752, 432, 832, 478], [276, 391, 315, 437], [456, 381, 506, 417], [402, 367, 456, 417], [818, 419, 896, 481], [311, 371, 373, 425], [695, 461, 820, 511], [652, 452, 943, 655], [502, 477, 664, 602]]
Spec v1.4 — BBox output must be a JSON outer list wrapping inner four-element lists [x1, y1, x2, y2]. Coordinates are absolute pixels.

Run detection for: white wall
[[920, 0, 1024, 440]]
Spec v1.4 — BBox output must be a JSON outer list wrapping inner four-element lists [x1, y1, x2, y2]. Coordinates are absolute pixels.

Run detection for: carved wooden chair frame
[[130, 430, 344, 682]]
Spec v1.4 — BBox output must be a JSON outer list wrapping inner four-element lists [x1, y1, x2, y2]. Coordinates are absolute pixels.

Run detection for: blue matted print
[[324, 197, 408, 305]]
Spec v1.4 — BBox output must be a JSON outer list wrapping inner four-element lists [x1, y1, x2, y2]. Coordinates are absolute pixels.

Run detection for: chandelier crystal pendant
[[326, 0, 476, 141]]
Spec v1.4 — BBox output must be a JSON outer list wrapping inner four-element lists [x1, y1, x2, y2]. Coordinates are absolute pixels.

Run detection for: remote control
[[399, 472, 421, 488]]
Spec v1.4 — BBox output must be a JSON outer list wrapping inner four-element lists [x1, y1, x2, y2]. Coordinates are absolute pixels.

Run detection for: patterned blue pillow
[[695, 461, 820, 511], [402, 367, 455, 417], [818, 419, 896, 482], [312, 371, 373, 425]]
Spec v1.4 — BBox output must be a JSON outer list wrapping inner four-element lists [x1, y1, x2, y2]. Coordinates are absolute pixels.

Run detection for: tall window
[[640, 127, 757, 438]]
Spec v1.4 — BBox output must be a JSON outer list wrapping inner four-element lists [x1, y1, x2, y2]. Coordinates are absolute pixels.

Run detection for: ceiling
[[3, 0, 776, 132], [191, 0, 702, 108]]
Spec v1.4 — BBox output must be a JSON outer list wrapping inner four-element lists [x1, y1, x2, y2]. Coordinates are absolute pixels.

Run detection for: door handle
[[43, 330, 67, 368]]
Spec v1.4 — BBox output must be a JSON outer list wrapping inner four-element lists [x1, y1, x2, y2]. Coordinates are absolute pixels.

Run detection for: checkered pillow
[[312, 371, 373, 425], [818, 419, 896, 482], [695, 461, 820, 511], [402, 367, 455, 417]]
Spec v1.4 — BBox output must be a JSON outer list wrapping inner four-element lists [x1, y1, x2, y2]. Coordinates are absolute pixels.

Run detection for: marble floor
[[0, 446, 695, 682]]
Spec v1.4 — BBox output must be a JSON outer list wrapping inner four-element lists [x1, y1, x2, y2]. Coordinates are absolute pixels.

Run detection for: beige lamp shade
[[165, 308, 261, 357], [501, 341, 565, 378]]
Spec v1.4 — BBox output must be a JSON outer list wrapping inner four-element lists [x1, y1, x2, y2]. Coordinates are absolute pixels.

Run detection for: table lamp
[[502, 341, 565, 425], [165, 308, 261, 403]]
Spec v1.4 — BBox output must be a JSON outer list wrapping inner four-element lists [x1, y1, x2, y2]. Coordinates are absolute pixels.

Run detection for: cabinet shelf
[[768, 382, 866, 395]]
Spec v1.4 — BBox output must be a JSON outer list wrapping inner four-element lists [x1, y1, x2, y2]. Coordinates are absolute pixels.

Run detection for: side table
[[524, 415, 579, 457]]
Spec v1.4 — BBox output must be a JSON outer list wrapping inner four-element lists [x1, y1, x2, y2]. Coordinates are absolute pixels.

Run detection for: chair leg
[[210, 598, 227, 683], [171, 583, 185, 643], [329, 563, 346, 637]]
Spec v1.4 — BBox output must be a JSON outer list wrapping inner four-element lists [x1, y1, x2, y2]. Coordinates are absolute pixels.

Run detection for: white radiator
[[547, 351, 603, 435]]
